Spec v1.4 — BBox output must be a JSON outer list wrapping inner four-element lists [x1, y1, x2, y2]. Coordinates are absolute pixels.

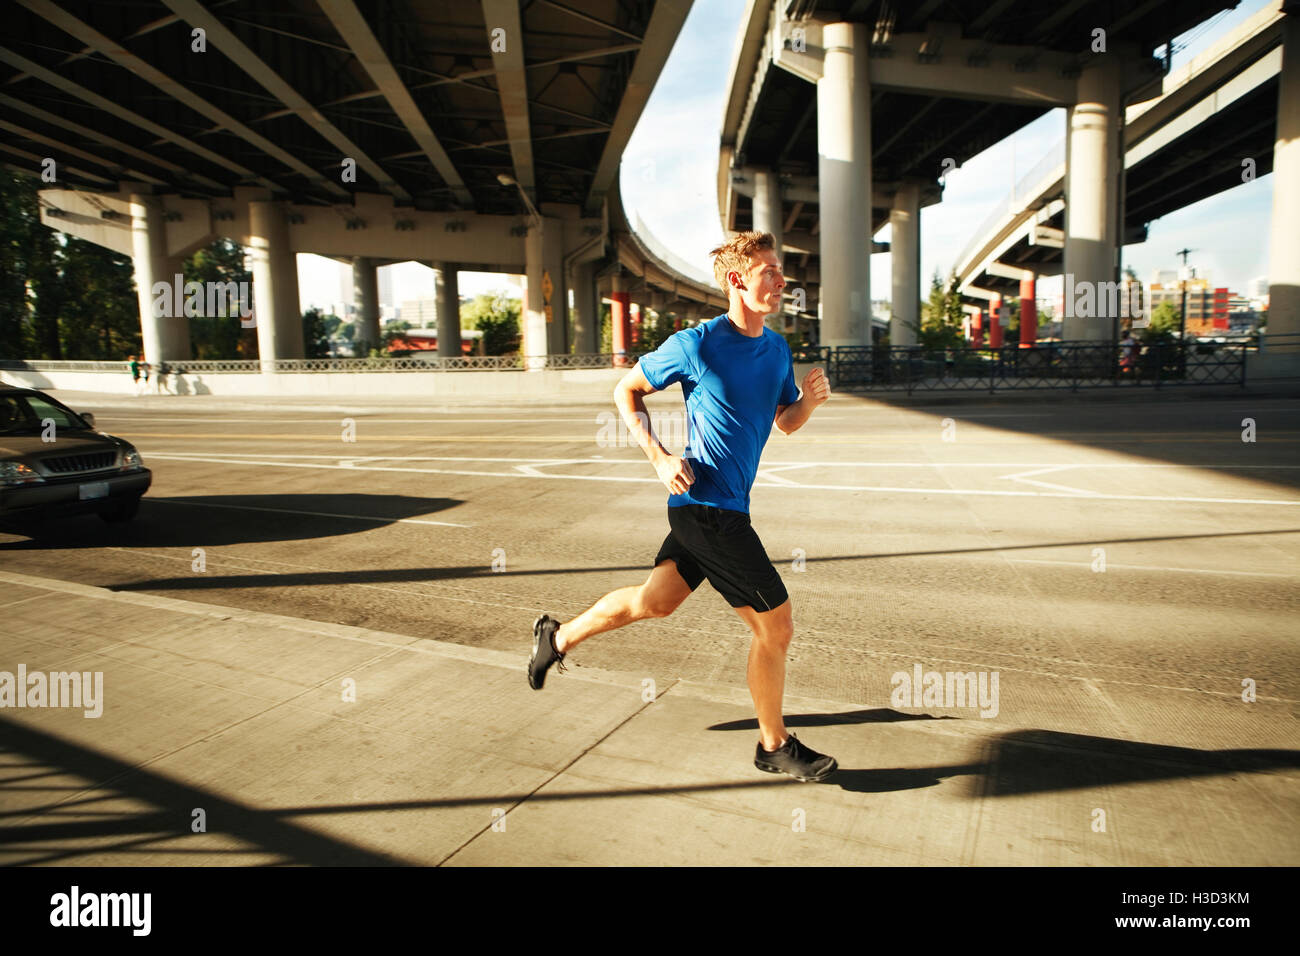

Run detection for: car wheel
[[99, 497, 141, 523]]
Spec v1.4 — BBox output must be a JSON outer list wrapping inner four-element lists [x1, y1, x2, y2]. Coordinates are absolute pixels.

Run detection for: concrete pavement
[[1, 567, 1294, 866]]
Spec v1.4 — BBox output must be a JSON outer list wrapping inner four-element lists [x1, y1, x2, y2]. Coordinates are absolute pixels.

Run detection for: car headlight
[[120, 448, 143, 471], [0, 461, 45, 486]]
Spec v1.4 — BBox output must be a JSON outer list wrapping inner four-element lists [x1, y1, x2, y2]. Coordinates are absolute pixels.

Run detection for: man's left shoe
[[754, 732, 838, 782], [528, 614, 567, 690]]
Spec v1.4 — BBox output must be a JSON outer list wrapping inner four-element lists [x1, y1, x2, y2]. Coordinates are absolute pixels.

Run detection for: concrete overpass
[[3, 0, 720, 366], [719, 0, 1300, 349], [954, 0, 1296, 345]]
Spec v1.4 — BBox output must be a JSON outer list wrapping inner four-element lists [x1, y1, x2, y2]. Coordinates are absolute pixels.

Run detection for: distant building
[[399, 297, 439, 325], [1248, 276, 1269, 299], [377, 267, 395, 314], [1149, 276, 1231, 333]]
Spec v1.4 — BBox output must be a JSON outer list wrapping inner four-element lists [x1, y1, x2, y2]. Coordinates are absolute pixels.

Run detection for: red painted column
[[611, 291, 631, 366], [971, 309, 985, 348], [673, 313, 681, 331], [989, 293, 1003, 348], [1019, 276, 1037, 348]]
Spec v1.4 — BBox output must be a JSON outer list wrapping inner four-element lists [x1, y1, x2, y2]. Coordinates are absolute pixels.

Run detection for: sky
[[299, 0, 1278, 316]]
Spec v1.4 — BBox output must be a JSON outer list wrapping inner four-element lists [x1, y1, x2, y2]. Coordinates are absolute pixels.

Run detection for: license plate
[[79, 481, 109, 500]]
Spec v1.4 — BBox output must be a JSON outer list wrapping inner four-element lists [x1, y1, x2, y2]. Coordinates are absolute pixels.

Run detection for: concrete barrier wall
[[0, 366, 629, 400], [0, 363, 830, 400]]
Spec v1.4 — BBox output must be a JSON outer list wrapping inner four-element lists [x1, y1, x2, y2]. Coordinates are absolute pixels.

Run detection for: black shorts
[[652, 503, 789, 612]]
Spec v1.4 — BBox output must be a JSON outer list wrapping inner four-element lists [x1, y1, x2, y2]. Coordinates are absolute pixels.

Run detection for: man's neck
[[725, 305, 766, 337]]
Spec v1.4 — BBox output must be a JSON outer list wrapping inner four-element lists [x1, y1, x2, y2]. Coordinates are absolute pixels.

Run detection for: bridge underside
[[720, 0, 1300, 350], [5, 0, 719, 364]]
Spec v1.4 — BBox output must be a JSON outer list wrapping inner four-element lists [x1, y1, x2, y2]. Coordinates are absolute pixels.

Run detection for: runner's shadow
[[828, 731, 1300, 795], [706, 709, 956, 731], [829, 763, 982, 793]]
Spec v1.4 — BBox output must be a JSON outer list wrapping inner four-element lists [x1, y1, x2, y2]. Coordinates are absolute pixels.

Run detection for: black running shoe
[[528, 614, 567, 690], [754, 732, 838, 782]]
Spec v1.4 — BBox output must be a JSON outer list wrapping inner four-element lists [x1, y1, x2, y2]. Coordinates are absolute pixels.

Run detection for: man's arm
[[774, 366, 830, 435], [614, 364, 695, 494]]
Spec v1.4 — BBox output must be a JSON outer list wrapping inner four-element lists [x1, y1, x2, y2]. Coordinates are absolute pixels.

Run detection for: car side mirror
[[80, 412, 95, 428]]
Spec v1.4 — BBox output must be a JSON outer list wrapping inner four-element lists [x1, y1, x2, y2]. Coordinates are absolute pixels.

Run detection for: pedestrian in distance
[[528, 230, 838, 782]]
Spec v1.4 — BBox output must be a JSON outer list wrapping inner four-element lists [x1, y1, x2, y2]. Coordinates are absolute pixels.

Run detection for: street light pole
[[1174, 247, 1195, 342], [497, 173, 541, 226]]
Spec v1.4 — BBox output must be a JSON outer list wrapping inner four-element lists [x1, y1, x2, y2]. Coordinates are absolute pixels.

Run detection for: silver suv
[[0, 386, 151, 525]]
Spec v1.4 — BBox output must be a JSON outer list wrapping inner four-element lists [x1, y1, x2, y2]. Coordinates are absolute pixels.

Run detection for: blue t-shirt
[[637, 314, 800, 513]]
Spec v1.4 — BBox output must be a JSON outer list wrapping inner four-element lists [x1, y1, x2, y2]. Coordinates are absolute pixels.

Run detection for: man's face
[[731, 248, 785, 315]]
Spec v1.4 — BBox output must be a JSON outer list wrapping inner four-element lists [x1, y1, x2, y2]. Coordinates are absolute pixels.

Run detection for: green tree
[[1141, 302, 1181, 344], [0, 172, 140, 360], [302, 307, 332, 358], [56, 237, 139, 359], [461, 292, 520, 355], [0, 170, 38, 358], [639, 309, 676, 351], [917, 270, 965, 350], [185, 239, 255, 359], [27, 214, 65, 359]]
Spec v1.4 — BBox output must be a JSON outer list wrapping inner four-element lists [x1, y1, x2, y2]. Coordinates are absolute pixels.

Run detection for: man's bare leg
[[555, 559, 692, 653], [734, 599, 794, 752]]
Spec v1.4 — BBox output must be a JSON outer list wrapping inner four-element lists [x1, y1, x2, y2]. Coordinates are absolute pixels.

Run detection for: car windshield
[[0, 395, 91, 435]]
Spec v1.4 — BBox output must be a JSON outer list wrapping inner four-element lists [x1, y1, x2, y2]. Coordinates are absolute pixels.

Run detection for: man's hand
[[802, 366, 831, 406], [654, 454, 696, 495]]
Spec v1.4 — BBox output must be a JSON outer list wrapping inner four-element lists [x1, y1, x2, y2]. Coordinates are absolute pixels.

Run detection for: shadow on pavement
[[0, 493, 464, 548], [0, 718, 404, 866], [109, 564, 655, 592], [827, 729, 1300, 796], [707, 708, 957, 730], [981, 729, 1300, 796], [6, 713, 1296, 865]]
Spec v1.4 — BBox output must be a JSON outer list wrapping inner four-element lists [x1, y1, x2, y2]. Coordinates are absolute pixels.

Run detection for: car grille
[[41, 452, 117, 474]]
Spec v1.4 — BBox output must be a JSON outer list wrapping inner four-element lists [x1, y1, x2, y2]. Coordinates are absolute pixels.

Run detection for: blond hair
[[709, 230, 775, 295]]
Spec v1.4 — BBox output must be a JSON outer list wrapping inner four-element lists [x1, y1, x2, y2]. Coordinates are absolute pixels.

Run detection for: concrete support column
[[130, 194, 190, 363], [752, 168, 785, 333], [352, 257, 380, 353], [524, 217, 566, 366], [1019, 276, 1038, 348], [524, 221, 546, 367], [1064, 57, 1122, 343], [816, 22, 872, 347], [571, 260, 599, 353], [989, 293, 1004, 348], [611, 275, 631, 367], [889, 183, 921, 347], [434, 263, 460, 357], [1267, 12, 1300, 344], [247, 201, 303, 363]]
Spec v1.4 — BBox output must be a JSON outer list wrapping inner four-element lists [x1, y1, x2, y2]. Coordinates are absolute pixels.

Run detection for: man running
[[528, 230, 837, 782]]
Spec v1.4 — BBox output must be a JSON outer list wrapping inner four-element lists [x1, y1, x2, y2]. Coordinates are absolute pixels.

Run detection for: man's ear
[[728, 270, 745, 291]]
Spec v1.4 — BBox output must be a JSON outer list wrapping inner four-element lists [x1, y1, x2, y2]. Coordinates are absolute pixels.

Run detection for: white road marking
[[105, 415, 848, 424], [140, 452, 1300, 506], [755, 469, 803, 486], [999, 464, 1097, 496], [140, 451, 1300, 468], [1003, 558, 1296, 578]]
